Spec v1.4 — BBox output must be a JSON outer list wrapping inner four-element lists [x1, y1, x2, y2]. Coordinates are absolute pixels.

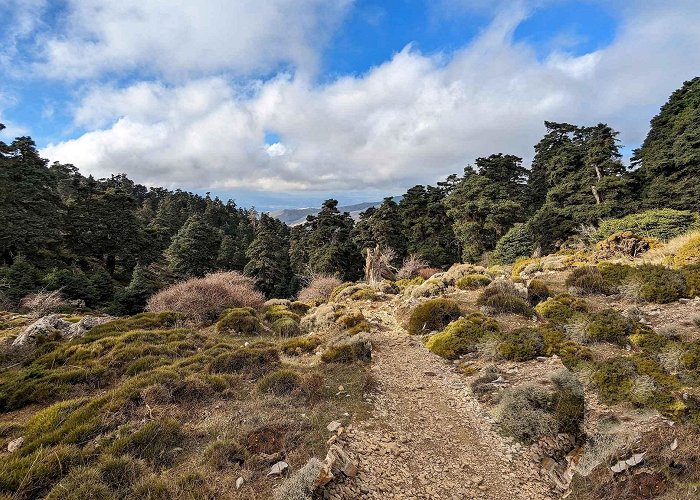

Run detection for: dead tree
[[364, 245, 397, 284]]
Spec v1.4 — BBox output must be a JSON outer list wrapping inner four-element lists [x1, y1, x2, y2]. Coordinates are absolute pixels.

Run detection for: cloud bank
[[25, 1, 700, 192]]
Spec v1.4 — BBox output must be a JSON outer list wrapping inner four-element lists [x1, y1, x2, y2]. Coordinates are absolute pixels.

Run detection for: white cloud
[[42, 1, 700, 193], [33, 0, 351, 80]]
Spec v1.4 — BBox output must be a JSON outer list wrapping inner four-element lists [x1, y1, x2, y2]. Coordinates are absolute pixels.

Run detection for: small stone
[[7, 437, 23, 453], [338, 385, 345, 391], [327, 420, 342, 432], [236, 477, 244, 489], [268, 461, 289, 476]]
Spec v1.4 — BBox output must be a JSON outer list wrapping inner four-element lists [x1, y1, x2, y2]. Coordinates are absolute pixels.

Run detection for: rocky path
[[324, 301, 553, 500]]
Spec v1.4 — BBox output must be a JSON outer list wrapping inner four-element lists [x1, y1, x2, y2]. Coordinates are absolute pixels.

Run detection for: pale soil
[[324, 299, 553, 500]]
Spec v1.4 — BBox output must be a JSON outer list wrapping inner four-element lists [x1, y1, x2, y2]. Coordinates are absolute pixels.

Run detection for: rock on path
[[324, 302, 553, 500]]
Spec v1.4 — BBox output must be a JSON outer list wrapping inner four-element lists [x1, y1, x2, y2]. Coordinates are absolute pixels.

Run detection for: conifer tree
[[244, 214, 293, 297], [166, 214, 222, 277]]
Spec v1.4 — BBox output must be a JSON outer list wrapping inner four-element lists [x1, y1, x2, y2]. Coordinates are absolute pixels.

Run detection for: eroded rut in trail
[[324, 301, 553, 500]]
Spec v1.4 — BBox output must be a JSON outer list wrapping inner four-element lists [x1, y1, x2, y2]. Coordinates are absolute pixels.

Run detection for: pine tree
[[633, 77, 700, 211], [352, 197, 406, 264], [445, 154, 528, 262], [399, 186, 459, 267], [244, 214, 293, 297], [166, 214, 222, 277]]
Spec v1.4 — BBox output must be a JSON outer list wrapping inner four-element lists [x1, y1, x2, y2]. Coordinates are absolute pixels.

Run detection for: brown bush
[[297, 274, 342, 302], [397, 254, 429, 279], [146, 272, 264, 324], [20, 290, 67, 317], [418, 267, 442, 279]]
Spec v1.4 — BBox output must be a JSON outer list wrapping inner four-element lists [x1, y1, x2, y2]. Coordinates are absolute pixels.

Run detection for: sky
[[0, 0, 699, 211]]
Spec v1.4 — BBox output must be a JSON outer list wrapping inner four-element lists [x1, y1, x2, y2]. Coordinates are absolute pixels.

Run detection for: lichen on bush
[[407, 298, 462, 334], [425, 313, 499, 359]]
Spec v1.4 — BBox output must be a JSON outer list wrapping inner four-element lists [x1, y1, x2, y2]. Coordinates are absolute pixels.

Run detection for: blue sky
[[1, 0, 698, 211]]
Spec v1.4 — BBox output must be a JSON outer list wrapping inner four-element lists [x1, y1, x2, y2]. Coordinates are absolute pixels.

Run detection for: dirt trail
[[324, 300, 553, 500]]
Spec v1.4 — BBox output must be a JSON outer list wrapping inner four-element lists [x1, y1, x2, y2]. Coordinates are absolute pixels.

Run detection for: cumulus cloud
[[42, 1, 700, 193], [34, 0, 351, 79]]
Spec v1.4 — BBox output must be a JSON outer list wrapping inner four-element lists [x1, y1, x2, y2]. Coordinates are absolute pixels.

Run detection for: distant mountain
[[269, 200, 388, 226]]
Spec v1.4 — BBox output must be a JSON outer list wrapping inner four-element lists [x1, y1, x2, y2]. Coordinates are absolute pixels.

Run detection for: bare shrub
[[20, 290, 67, 317], [146, 272, 264, 324], [397, 254, 428, 279], [495, 385, 557, 444], [297, 275, 342, 302], [658, 344, 683, 374], [476, 336, 501, 361], [576, 431, 632, 477], [273, 457, 322, 500]]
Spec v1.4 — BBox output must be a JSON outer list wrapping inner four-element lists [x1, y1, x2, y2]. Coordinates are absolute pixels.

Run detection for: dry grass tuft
[[146, 272, 264, 324]]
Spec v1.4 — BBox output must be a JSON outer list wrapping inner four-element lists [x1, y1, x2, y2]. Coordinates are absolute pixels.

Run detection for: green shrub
[[496, 385, 557, 444], [208, 346, 279, 375], [498, 327, 545, 361], [629, 329, 669, 355], [281, 336, 322, 355], [456, 274, 492, 290], [535, 294, 588, 326], [203, 440, 246, 470], [565, 266, 608, 295], [272, 317, 301, 337], [216, 307, 260, 335], [491, 223, 534, 265], [336, 311, 370, 335], [258, 369, 302, 395], [595, 209, 700, 242], [592, 357, 636, 404], [407, 298, 462, 335], [108, 419, 184, 467], [586, 309, 634, 344], [681, 264, 700, 298], [681, 342, 700, 371], [350, 288, 379, 301], [289, 301, 312, 316], [527, 279, 550, 305], [598, 262, 636, 291], [263, 305, 300, 324], [425, 313, 499, 359], [395, 277, 425, 289], [551, 370, 585, 438], [558, 341, 593, 370], [477, 288, 533, 316], [321, 339, 372, 364], [634, 264, 686, 303]]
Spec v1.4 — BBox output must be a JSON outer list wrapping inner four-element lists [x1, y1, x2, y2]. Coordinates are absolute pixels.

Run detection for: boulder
[[12, 314, 114, 346]]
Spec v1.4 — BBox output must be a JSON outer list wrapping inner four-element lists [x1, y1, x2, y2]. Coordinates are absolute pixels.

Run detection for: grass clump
[[395, 277, 425, 289], [565, 266, 608, 295], [456, 274, 492, 290], [258, 369, 302, 395], [203, 439, 246, 470], [97, 454, 148, 494], [586, 309, 634, 345], [45, 466, 112, 500], [208, 346, 279, 376], [477, 288, 533, 316], [263, 304, 300, 324], [271, 317, 301, 337], [108, 419, 184, 467], [407, 298, 462, 334], [321, 339, 372, 364], [498, 327, 545, 361], [216, 307, 260, 335], [281, 335, 322, 355], [336, 310, 370, 335], [426, 313, 499, 359]]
